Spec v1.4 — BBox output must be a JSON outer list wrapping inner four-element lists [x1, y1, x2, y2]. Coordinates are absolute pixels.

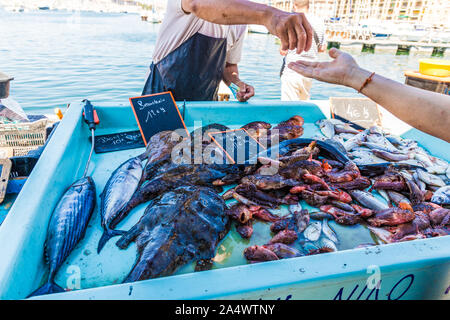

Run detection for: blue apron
[[142, 32, 227, 101]]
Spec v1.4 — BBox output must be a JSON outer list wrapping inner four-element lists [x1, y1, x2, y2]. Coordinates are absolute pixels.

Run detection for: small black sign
[[129, 91, 189, 145], [93, 130, 145, 154], [330, 97, 382, 130], [208, 129, 266, 164]]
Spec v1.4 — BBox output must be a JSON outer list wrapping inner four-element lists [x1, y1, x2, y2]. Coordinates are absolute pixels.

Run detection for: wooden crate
[[404, 70, 450, 95]]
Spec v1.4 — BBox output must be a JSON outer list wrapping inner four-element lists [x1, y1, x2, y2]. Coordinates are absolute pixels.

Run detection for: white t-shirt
[[282, 14, 326, 76], [152, 0, 247, 65]]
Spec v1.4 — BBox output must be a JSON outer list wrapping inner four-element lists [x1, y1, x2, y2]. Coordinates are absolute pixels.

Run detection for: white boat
[[248, 24, 269, 34], [390, 24, 429, 42]]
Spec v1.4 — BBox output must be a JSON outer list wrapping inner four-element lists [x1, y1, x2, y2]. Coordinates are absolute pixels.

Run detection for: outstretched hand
[[287, 48, 361, 88]]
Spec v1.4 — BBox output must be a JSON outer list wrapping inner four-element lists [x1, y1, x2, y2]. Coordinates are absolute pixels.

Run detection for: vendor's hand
[[236, 81, 255, 102], [265, 9, 313, 54], [287, 48, 364, 88]]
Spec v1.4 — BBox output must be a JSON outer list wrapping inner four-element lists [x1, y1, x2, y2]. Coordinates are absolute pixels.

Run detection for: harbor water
[[0, 10, 427, 114]]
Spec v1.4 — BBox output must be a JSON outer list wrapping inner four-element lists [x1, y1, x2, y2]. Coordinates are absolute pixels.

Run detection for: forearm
[[182, 0, 275, 26], [222, 63, 241, 86], [347, 67, 450, 142]]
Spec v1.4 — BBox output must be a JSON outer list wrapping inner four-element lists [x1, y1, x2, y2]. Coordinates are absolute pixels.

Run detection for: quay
[[328, 39, 450, 57]]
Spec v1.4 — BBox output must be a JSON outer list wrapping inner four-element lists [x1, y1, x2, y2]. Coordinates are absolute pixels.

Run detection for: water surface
[[0, 10, 425, 114]]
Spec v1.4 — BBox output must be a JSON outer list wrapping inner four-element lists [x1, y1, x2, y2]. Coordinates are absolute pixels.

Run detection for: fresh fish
[[447, 166, 450, 180], [366, 133, 400, 152], [334, 123, 360, 135], [349, 190, 389, 211], [343, 130, 368, 151], [414, 152, 434, 167], [360, 141, 401, 154], [431, 186, 450, 205], [263, 243, 303, 259], [385, 134, 405, 147], [319, 237, 338, 252], [337, 133, 357, 141], [330, 200, 355, 212], [377, 189, 390, 203], [322, 219, 338, 243], [427, 165, 447, 175], [316, 119, 335, 138], [412, 172, 426, 191], [309, 211, 335, 220], [303, 221, 321, 241], [29, 177, 96, 297], [416, 170, 446, 187], [97, 156, 145, 253], [387, 191, 411, 205], [371, 149, 411, 162], [368, 226, 393, 244]]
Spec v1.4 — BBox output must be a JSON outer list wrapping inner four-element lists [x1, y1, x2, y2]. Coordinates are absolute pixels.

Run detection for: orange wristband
[[358, 72, 375, 93]]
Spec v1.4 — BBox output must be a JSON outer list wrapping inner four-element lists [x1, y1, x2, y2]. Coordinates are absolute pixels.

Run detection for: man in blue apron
[[143, 0, 313, 102]]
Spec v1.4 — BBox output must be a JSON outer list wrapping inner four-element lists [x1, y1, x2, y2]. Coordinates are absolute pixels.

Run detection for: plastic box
[[0, 100, 448, 300]]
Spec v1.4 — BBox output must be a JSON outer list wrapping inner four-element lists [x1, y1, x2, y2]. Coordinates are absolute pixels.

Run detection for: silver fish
[[385, 134, 405, 147], [416, 170, 446, 187], [334, 123, 360, 134], [337, 133, 358, 140], [377, 189, 390, 203], [316, 119, 335, 138], [366, 133, 400, 152], [343, 130, 369, 151], [349, 190, 389, 211], [387, 191, 411, 205], [319, 237, 338, 252], [427, 165, 447, 175], [322, 219, 339, 243], [412, 172, 426, 191], [431, 186, 450, 205], [303, 221, 321, 241], [371, 149, 411, 162], [97, 156, 145, 253], [447, 166, 450, 180], [360, 141, 402, 154], [414, 152, 434, 167], [309, 211, 335, 220]]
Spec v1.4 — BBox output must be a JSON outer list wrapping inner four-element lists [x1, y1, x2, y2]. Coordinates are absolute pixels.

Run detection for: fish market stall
[[0, 100, 448, 300]]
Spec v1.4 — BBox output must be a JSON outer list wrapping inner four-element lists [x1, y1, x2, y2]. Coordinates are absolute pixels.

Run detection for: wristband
[[358, 72, 375, 93]]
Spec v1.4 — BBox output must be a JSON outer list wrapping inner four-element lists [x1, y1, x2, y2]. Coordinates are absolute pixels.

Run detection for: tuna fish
[[97, 156, 146, 253], [29, 177, 96, 297]]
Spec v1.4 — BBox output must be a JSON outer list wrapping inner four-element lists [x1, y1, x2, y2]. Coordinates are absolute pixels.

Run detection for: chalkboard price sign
[[93, 130, 145, 154], [330, 97, 382, 130], [129, 91, 189, 145], [208, 128, 266, 164]]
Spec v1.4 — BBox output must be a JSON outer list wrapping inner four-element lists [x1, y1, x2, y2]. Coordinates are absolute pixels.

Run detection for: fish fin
[[27, 281, 64, 298], [97, 229, 126, 254]]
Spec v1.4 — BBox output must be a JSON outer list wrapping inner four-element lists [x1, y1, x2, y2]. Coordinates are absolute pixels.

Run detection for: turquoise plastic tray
[[0, 100, 448, 300]]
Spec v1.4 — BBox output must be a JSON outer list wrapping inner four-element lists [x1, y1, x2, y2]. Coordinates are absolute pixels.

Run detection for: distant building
[[271, 0, 450, 27]]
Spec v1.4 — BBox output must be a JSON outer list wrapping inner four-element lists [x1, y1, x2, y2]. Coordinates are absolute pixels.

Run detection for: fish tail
[[97, 229, 126, 254], [28, 281, 64, 298]]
